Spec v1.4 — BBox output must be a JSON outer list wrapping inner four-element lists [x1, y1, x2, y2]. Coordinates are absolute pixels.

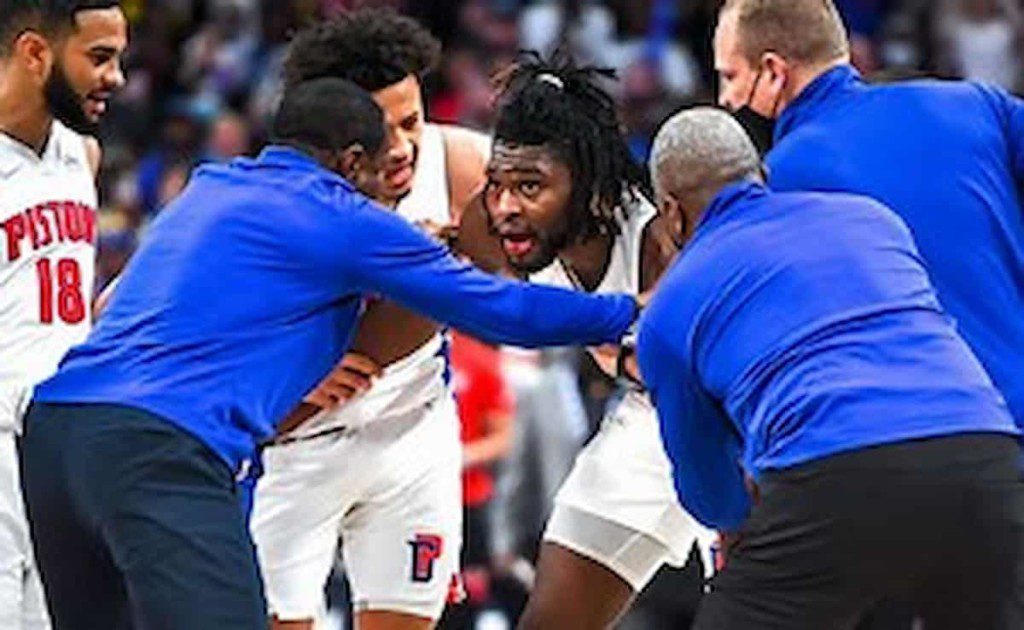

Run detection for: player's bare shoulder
[[438, 125, 512, 275], [439, 124, 491, 221]]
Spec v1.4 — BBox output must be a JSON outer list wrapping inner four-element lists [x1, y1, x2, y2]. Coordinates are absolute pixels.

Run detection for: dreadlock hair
[[0, 1, 121, 55], [283, 8, 442, 91], [492, 50, 650, 243]]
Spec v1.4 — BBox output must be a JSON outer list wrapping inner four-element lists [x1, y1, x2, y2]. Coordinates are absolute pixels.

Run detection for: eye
[[88, 51, 113, 66], [400, 114, 419, 131], [518, 181, 541, 197]]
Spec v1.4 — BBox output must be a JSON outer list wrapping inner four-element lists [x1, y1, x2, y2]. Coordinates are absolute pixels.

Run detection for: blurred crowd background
[[91, 1, 1024, 628], [94, 0, 1024, 290]]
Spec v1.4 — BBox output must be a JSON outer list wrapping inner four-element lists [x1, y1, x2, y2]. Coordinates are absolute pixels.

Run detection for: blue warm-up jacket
[[768, 64, 1024, 428], [638, 182, 1017, 531]]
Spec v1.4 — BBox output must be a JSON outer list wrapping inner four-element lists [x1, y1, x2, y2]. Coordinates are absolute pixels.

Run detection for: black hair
[[492, 50, 650, 242], [0, 1, 120, 53], [271, 77, 384, 156], [283, 8, 441, 92]]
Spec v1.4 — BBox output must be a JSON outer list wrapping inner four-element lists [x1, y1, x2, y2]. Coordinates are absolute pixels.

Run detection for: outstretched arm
[[337, 197, 638, 348]]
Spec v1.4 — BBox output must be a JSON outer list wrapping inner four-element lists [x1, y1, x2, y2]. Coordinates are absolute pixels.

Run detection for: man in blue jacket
[[639, 107, 1023, 629], [19, 78, 641, 629], [714, 0, 1024, 430]]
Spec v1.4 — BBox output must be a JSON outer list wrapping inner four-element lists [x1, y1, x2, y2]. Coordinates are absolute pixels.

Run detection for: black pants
[[20, 403, 265, 630], [463, 503, 492, 567], [695, 433, 1024, 630]]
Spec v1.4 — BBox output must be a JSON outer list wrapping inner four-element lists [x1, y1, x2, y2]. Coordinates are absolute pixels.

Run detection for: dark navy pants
[[20, 403, 265, 629]]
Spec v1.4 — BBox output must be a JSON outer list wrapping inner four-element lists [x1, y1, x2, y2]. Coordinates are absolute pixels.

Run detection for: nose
[[106, 62, 126, 91], [490, 187, 521, 224], [387, 130, 412, 164]]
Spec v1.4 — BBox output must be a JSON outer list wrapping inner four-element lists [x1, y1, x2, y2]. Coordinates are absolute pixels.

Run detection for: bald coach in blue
[[19, 79, 640, 630], [640, 109, 1023, 629]]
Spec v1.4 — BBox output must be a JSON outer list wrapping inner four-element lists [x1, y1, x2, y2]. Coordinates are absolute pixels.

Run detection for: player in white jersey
[[473, 52, 715, 629], [249, 11, 495, 630], [0, 2, 126, 628]]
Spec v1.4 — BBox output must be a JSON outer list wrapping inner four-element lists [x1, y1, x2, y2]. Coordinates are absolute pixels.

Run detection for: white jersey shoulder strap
[[538, 191, 657, 295]]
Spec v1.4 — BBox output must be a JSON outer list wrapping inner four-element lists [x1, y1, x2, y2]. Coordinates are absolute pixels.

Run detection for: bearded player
[[0, 1, 126, 627], [482, 52, 715, 629]]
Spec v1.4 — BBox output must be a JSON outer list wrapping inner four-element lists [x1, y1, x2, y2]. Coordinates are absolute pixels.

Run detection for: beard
[[505, 237, 558, 275], [45, 64, 99, 136], [500, 222, 576, 275]]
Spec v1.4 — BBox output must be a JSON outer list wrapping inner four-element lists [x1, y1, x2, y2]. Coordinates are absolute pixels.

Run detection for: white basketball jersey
[[533, 192, 656, 298], [0, 121, 97, 429], [532, 192, 658, 413], [290, 124, 458, 437]]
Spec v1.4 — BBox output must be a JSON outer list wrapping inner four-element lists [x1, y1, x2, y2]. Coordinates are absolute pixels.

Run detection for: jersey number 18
[[36, 257, 85, 324]]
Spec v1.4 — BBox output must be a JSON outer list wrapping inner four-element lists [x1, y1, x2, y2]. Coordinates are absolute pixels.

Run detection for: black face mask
[[45, 62, 99, 136], [732, 106, 775, 156], [731, 69, 779, 156]]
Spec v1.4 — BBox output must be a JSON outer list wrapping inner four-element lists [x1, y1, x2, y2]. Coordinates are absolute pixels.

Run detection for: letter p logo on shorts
[[407, 533, 443, 583]]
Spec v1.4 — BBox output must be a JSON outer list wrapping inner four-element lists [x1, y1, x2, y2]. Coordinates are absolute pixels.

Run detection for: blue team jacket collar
[[695, 180, 766, 234], [775, 64, 861, 142], [256, 145, 356, 191]]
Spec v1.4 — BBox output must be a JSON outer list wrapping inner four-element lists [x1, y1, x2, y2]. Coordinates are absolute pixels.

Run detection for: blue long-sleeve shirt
[[768, 64, 1024, 428], [35, 146, 637, 473], [637, 182, 1017, 531]]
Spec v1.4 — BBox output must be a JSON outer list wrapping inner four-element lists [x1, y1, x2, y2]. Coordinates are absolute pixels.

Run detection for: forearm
[[363, 250, 637, 347], [656, 390, 750, 530], [639, 326, 750, 530]]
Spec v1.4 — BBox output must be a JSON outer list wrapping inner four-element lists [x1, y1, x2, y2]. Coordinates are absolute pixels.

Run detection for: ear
[[657, 191, 680, 226], [338, 144, 366, 180], [657, 191, 678, 220], [661, 191, 697, 248], [12, 30, 54, 83], [761, 52, 789, 93], [341, 144, 389, 204]]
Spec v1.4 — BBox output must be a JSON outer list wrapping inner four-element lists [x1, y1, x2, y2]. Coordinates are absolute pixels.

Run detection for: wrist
[[615, 342, 643, 389], [630, 295, 643, 326]]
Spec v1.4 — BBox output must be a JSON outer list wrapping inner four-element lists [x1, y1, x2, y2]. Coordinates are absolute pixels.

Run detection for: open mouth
[[500, 232, 537, 259]]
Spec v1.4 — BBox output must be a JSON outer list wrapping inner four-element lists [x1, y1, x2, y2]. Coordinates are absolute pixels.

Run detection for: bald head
[[650, 107, 761, 202]]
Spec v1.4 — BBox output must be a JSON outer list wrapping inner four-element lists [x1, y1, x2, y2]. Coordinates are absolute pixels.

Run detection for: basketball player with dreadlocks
[[481, 52, 714, 629], [249, 10, 496, 630]]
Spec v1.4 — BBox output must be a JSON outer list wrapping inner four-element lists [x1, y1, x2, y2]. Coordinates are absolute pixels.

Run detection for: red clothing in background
[[450, 332, 512, 507]]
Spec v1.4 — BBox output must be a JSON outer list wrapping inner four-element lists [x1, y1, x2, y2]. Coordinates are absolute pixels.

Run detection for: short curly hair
[[284, 8, 442, 92]]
